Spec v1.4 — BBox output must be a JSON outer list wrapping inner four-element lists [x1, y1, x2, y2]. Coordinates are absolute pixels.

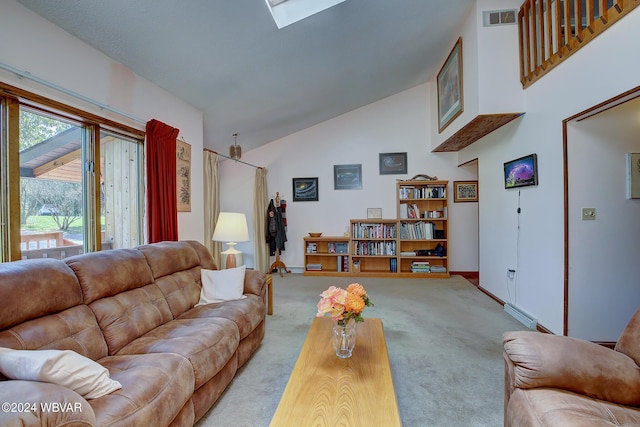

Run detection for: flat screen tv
[[504, 154, 538, 189]]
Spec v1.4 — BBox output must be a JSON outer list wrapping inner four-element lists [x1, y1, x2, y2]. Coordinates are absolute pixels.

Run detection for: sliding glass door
[[0, 105, 144, 261]]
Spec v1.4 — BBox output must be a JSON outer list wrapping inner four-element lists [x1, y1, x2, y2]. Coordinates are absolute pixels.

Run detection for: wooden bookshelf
[[302, 180, 450, 278]]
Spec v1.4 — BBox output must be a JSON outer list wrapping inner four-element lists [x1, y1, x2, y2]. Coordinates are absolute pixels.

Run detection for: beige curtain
[[203, 151, 221, 266], [253, 167, 269, 272]]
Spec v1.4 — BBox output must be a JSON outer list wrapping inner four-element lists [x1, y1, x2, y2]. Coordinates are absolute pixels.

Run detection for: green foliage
[[20, 178, 82, 230], [19, 110, 73, 151]]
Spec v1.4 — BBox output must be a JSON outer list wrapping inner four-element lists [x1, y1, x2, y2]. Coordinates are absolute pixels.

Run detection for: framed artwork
[[334, 164, 362, 190], [437, 37, 464, 133], [379, 152, 407, 175], [367, 208, 382, 219], [504, 153, 538, 189], [454, 181, 478, 202], [626, 153, 640, 199], [292, 177, 318, 201], [176, 138, 192, 212]]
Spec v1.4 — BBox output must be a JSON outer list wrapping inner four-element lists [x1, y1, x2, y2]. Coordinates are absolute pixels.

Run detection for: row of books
[[410, 261, 431, 273], [352, 240, 397, 256], [409, 261, 447, 273], [337, 255, 349, 272], [306, 256, 350, 272], [399, 203, 447, 220], [399, 221, 436, 240], [351, 222, 397, 239], [398, 185, 446, 200]]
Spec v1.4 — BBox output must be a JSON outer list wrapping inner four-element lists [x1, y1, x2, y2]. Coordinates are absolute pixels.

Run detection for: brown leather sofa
[[0, 240, 267, 426], [503, 308, 640, 426]]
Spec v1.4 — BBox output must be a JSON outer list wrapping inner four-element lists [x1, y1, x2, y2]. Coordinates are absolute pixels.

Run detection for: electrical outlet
[[581, 207, 596, 220]]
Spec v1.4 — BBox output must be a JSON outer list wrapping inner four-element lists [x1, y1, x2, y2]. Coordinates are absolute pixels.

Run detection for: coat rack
[[269, 192, 290, 277]]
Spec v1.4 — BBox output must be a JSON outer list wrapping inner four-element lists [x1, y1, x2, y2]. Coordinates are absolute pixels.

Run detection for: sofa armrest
[[244, 269, 267, 297], [0, 380, 95, 426], [503, 331, 640, 406]]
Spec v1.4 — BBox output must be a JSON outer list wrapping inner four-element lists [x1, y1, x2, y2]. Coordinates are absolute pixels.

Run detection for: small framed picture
[[379, 152, 407, 175], [292, 177, 318, 202], [454, 181, 478, 202], [367, 208, 382, 219], [334, 164, 362, 190], [627, 153, 640, 199]]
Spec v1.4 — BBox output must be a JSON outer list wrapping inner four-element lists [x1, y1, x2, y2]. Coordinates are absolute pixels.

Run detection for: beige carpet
[[197, 274, 527, 427]]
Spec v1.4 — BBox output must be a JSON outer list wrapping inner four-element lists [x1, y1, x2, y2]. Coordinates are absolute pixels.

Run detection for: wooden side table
[[266, 274, 273, 315]]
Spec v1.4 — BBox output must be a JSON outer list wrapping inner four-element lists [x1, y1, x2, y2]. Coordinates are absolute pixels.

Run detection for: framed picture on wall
[[437, 37, 464, 133], [453, 181, 478, 202], [379, 152, 407, 175], [627, 153, 640, 199], [334, 164, 362, 190], [292, 177, 319, 201]]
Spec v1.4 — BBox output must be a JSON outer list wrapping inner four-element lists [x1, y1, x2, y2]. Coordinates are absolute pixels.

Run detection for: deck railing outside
[[519, 0, 639, 88]]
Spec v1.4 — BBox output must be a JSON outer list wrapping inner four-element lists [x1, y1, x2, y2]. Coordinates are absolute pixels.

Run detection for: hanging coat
[[266, 199, 286, 256]]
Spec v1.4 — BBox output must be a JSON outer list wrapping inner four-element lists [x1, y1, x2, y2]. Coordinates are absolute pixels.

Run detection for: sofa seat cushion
[[115, 318, 239, 389], [179, 294, 266, 339], [90, 353, 194, 427], [508, 388, 640, 427]]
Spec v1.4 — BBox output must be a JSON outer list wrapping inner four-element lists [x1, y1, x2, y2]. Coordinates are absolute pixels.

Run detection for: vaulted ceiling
[[16, 0, 474, 152]]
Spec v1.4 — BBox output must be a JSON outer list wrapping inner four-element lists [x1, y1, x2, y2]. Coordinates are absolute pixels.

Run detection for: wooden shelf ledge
[[433, 113, 525, 152]]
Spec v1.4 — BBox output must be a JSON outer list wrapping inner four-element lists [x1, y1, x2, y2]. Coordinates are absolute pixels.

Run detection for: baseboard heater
[[504, 303, 538, 330]]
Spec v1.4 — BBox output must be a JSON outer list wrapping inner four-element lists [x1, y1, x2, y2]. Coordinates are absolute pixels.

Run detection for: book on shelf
[[306, 263, 322, 271], [411, 260, 431, 273], [430, 265, 447, 273], [389, 258, 397, 272], [306, 242, 317, 253]]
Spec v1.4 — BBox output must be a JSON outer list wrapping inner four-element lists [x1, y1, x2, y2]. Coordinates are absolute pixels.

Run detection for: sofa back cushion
[[65, 249, 155, 304], [0, 259, 82, 330], [615, 307, 640, 366], [90, 284, 174, 355], [138, 241, 213, 318], [0, 305, 108, 360], [65, 248, 173, 355]]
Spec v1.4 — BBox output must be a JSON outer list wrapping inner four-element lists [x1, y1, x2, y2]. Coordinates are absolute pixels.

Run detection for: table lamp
[[212, 212, 250, 269]]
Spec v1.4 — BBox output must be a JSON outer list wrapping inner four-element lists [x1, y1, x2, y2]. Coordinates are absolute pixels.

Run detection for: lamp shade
[[212, 212, 249, 243]]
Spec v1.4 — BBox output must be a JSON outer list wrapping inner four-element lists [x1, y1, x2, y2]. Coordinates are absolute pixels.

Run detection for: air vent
[[483, 9, 517, 27]]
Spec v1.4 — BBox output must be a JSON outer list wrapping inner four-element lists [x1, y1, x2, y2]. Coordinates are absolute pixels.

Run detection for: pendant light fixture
[[229, 133, 242, 160]]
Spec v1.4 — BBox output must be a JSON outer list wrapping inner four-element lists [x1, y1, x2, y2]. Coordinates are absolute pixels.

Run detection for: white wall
[[431, 0, 524, 150], [0, 0, 205, 243], [567, 99, 640, 340], [220, 83, 479, 272], [458, 4, 640, 338]]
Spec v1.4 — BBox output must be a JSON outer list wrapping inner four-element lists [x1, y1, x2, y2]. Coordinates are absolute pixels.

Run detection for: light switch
[[581, 207, 596, 220]]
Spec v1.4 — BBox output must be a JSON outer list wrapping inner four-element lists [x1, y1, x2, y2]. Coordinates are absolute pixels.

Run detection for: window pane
[[100, 131, 143, 249], [19, 109, 84, 259]]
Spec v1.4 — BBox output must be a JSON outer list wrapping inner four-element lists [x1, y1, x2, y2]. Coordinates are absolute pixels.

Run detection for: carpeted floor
[[196, 274, 527, 427]]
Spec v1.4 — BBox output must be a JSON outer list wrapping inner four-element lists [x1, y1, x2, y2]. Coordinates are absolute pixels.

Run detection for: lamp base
[[221, 243, 244, 269]]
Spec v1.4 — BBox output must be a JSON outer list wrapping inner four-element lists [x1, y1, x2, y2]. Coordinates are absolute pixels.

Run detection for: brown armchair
[[503, 308, 640, 426]]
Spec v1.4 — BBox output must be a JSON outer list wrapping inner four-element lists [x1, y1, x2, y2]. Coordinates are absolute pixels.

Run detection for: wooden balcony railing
[[519, 0, 639, 88]]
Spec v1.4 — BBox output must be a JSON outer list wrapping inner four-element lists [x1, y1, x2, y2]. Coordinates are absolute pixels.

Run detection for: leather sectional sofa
[[503, 308, 640, 426], [0, 240, 267, 426]]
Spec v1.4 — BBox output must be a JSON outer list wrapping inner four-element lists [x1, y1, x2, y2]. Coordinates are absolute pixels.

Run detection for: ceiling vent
[[483, 9, 517, 27]]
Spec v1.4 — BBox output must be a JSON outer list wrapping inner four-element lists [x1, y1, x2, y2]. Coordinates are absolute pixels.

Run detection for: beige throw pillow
[[198, 265, 247, 304], [0, 348, 122, 399]]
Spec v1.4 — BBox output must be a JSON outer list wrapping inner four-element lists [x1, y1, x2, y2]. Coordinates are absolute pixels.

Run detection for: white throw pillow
[[198, 265, 247, 305], [0, 348, 122, 399]]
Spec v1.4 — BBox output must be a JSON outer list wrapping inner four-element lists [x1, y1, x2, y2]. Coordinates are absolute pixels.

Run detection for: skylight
[[265, 0, 347, 29]]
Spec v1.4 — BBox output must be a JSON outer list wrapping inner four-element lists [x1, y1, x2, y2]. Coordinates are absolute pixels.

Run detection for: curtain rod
[[0, 62, 146, 125], [203, 147, 263, 169]]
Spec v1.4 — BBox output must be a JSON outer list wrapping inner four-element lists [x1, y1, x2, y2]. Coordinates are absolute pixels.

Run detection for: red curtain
[[146, 119, 180, 243]]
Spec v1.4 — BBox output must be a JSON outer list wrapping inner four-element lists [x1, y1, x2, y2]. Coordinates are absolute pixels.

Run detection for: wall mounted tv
[[504, 153, 538, 189]]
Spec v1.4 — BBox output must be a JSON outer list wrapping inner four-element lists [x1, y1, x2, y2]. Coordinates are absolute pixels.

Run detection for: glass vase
[[332, 320, 357, 359]]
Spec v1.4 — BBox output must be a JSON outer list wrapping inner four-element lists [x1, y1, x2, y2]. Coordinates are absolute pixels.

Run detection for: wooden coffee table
[[270, 317, 401, 426]]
